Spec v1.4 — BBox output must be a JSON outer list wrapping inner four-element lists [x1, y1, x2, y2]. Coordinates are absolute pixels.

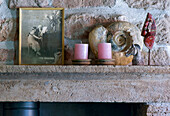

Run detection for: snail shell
[[89, 21, 143, 65]]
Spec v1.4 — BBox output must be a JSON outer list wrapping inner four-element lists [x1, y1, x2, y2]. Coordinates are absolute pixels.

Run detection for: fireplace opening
[[0, 102, 147, 116]]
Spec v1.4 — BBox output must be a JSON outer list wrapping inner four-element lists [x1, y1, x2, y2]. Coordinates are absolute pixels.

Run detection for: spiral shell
[[107, 21, 143, 52], [107, 30, 132, 52], [89, 25, 108, 58], [89, 21, 143, 65]]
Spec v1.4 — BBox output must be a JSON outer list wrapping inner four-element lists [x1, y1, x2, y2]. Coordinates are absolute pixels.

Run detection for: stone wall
[[0, 0, 169, 65], [0, 0, 170, 114]]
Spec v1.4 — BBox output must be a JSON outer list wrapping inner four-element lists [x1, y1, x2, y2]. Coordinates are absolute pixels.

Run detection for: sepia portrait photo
[[19, 8, 64, 65]]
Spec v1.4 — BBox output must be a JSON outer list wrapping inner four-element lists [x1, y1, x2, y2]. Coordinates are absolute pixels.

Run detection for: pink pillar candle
[[98, 43, 112, 59], [74, 44, 88, 60]]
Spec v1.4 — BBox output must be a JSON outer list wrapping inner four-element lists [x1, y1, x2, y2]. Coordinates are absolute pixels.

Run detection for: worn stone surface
[[0, 49, 14, 61], [9, 0, 116, 8], [147, 103, 170, 113], [65, 14, 129, 39], [139, 51, 148, 65], [0, 18, 17, 42], [9, 0, 49, 8], [150, 47, 170, 65], [0, 76, 169, 102], [0, 66, 170, 103], [124, 0, 170, 10], [0, 65, 169, 74], [147, 113, 170, 116], [136, 103, 170, 116], [143, 51, 149, 65], [53, 0, 116, 8], [156, 15, 170, 45]]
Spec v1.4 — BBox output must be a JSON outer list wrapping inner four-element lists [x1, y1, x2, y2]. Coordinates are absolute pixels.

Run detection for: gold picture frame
[[19, 8, 64, 65]]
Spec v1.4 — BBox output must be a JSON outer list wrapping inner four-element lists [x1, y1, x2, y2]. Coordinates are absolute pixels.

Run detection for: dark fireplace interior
[[0, 102, 146, 116]]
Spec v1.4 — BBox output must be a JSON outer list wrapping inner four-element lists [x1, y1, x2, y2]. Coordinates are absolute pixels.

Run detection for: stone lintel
[[0, 65, 169, 102], [0, 65, 169, 74]]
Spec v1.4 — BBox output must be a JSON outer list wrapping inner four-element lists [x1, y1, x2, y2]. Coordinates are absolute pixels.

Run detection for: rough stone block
[[9, 0, 116, 8], [53, 0, 116, 8], [143, 103, 170, 116], [9, 0, 49, 8], [0, 65, 169, 74], [0, 18, 17, 42], [83, 0, 116, 7], [147, 103, 170, 113], [146, 113, 168, 116], [141, 50, 148, 65], [124, 0, 170, 10], [156, 15, 170, 45], [0, 65, 169, 102], [65, 14, 121, 39], [150, 47, 170, 65], [0, 75, 170, 102], [135, 103, 170, 115], [0, 49, 14, 61]]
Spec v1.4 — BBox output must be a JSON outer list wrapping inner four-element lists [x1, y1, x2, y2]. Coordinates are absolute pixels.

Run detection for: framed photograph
[[19, 8, 64, 65]]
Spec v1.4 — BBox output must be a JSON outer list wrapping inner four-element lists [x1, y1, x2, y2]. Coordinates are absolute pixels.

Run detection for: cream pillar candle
[[98, 43, 112, 59], [74, 44, 88, 60]]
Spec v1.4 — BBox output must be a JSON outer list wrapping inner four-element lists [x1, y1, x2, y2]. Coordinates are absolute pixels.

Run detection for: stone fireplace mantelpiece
[[0, 65, 169, 103]]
